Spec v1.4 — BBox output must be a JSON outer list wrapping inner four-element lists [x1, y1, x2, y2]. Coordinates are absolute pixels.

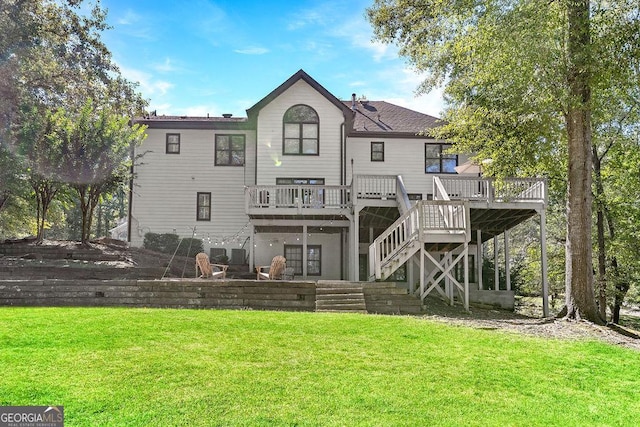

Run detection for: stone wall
[[0, 279, 317, 311]]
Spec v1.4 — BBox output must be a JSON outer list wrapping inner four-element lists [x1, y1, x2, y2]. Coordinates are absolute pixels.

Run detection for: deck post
[[408, 258, 415, 295], [505, 229, 511, 291], [351, 206, 361, 281], [464, 242, 469, 311], [249, 224, 255, 272], [419, 246, 425, 300], [540, 209, 549, 317], [494, 235, 499, 290], [302, 224, 308, 278], [477, 229, 483, 290]]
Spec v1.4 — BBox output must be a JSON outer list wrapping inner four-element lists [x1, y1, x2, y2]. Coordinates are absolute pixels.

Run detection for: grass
[[0, 308, 638, 426]]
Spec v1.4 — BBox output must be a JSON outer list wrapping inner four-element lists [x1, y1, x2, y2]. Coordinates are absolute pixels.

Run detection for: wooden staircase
[[315, 281, 367, 313]]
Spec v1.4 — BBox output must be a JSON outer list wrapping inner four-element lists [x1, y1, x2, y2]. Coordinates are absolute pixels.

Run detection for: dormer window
[[283, 105, 319, 155]]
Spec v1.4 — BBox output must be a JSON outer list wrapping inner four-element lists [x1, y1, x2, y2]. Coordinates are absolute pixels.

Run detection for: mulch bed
[[421, 296, 640, 351]]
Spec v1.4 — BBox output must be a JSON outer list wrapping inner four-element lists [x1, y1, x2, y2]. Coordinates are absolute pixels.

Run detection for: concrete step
[[316, 282, 366, 313], [316, 298, 366, 306], [316, 286, 362, 295], [317, 309, 369, 314], [316, 304, 367, 312]]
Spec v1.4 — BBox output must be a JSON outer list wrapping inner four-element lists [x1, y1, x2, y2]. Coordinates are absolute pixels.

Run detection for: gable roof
[[246, 69, 352, 121], [344, 100, 443, 138]]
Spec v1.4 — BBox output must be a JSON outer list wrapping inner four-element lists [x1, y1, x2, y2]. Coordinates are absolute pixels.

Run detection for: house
[[131, 70, 549, 314]]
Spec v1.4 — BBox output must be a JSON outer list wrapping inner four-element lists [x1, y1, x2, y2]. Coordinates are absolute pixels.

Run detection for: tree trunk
[[611, 258, 629, 324], [564, 0, 603, 324]]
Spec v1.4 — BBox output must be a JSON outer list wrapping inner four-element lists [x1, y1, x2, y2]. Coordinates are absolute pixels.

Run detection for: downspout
[[254, 119, 258, 186], [127, 163, 134, 243], [340, 122, 345, 185], [127, 124, 135, 244], [340, 121, 346, 279]]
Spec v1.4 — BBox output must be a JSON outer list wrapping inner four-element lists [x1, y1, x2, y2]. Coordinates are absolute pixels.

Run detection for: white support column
[[477, 229, 483, 290], [302, 224, 308, 278], [540, 210, 549, 317], [446, 253, 454, 306], [464, 242, 469, 311], [351, 207, 361, 281], [419, 247, 425, 300], [408, 256, 415, 295], [249, 224, 255, 272], [505, 229, 511, 291], [494, 235, 499, 291]]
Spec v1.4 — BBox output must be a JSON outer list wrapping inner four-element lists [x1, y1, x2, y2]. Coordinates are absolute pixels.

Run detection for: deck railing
[[437, 176, 546, 203], [353, 175, 397, 199], [245, 185, 350, 211]]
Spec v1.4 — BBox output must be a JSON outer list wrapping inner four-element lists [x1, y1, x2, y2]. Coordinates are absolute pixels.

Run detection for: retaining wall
[[0, 279, 317, 311]]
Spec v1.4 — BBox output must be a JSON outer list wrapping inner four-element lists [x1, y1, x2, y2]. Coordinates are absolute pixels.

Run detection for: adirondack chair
[[195, 252, 228, 279], [256, 255, 287, 280]]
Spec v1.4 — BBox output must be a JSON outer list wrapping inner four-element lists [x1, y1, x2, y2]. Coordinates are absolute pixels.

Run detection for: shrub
[[143, 233, 203, 258]]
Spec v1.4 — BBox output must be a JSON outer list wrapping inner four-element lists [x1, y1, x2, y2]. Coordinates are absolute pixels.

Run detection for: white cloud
[[147, 103, 172, 116], [179, 104, 225, 117], [119, 66, 174, 97], [152, 58, 180, 73], [287, 10, 326, 30], [234, 47, 270, 55], [117, 9, 140, 25], [350, 66, 445, 116]]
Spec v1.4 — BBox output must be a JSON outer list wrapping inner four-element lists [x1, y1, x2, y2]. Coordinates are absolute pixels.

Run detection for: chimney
[[351, 93, 357, 111]]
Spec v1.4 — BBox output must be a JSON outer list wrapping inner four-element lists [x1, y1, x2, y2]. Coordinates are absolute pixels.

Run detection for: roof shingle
[[343, 100, 443, 136]]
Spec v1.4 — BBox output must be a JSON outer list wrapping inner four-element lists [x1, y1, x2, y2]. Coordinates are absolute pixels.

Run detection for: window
[[425, 143, 458, 173], [215, 134, 245, 166], [407, 193, 423, 200], [196, 192, 211, 221], [285, 245, 322, 276], [371, 141, 384, 161], [166, 133, 180, 154], [283, 105, 319, 155]]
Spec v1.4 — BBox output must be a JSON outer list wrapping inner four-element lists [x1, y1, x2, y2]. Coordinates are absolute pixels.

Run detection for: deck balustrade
[[437, 176, 546, 203], [245, 185, 350, 212], [245, 175, 546, 214]]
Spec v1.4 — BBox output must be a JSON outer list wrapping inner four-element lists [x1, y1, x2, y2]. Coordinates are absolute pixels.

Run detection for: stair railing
[[396, 175, 412, 214], [369, 202, 421, 280]]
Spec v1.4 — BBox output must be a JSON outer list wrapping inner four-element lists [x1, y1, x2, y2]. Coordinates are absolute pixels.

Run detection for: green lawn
[[0, 308, 638, 426]]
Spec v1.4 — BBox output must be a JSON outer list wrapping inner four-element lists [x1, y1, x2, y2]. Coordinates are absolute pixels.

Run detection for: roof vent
[[222, 113, 233, 118]]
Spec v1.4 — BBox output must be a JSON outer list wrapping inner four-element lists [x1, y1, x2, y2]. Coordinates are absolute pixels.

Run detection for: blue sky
[[100, 0, 445, 118]]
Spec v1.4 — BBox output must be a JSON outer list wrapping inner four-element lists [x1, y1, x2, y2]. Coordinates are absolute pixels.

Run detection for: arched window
[[283, 105, 319, 155]]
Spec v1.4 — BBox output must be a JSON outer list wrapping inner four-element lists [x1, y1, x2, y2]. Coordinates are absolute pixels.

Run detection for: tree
[[14, 105, 64, 241], [1, 0, 147, 240], [49, 100, 146, 244], [367, 0, 640, 323]]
